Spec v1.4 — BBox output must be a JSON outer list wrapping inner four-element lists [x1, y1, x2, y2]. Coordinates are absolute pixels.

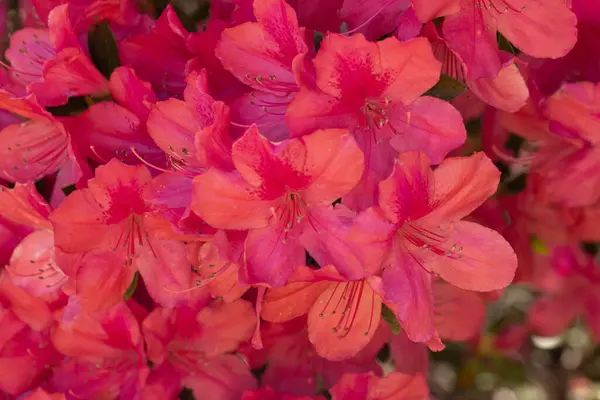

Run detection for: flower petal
[[308, 280, 382, 361], [424, 220, 517, 292]]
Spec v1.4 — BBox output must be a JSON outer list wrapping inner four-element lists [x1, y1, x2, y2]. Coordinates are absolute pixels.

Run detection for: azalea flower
[[49, 159, 199, 310], [192, 126, 364, 287]]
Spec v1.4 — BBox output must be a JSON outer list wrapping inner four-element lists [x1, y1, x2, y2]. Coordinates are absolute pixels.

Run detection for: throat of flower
[[400, 222, 464, 273], [114, 215, 156, 267], [271, 192, 318, 244], [318, 280, 376, 339], [361, 98, 411, 139]]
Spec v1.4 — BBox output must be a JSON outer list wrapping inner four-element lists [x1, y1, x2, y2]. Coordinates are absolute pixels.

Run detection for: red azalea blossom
[[1, 0, 595, 397], [49, 159, 198, 310], [192, 126, 364, 287]]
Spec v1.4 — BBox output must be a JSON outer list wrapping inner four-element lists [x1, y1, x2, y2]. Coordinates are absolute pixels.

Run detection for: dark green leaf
[[314, 31, 324, 52], [425, 74, 466, 101], [46, 96, 90, 116], [61, 184, 77, 197], [88, 21, 120, 79], [497, 32, 518, 55], [178, 388, 194, 400], [124, 272, 139, 300], [381, 304, 401, 335]]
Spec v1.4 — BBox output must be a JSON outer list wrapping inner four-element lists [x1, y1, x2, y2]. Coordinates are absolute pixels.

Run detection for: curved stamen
[[343, 0, 396, 36]]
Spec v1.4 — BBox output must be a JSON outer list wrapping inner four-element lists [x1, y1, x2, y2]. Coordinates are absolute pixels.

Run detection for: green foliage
[[425, 75, 466, 101], [88, 21, 120, 79]]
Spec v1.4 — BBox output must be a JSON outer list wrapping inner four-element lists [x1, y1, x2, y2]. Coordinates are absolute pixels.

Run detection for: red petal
[[379, 249, 436, 343], [495, 0, 577, 59], [442, 0, 502, 80], [184, 354, 257, 400], [469, 62, 529, 113], [378, 151, 432, 224], [432, 280, 486, 341], [422, 152, 500, 226], [244, 223, 306, 287], [0, 119, 68, 182], [216, 0, 307, 95], [192, 168, 274, 230], [0, 183, 52, 230], [423, 220, 517, 292], [308, 281, 382, 361], [412, 0, 460, 21], [387, 97, 466, 164]]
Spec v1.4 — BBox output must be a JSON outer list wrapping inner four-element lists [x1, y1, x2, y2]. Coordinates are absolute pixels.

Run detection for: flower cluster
[[0, 0, 596, 398]]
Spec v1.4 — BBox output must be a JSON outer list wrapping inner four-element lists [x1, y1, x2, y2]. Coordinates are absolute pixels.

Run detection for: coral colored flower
[[432, 279, 487, 341], [146, 70, 233, 234], [526, 0, 600, 97], [185, 230, 249, 302], [241, 316, 385, 395], [49, 159, 198, 310], [49, 302, 149, 399], [261, 265, 391, 361], [493, 82, 600, 208], [119, 5, 193, 99], [142, 300, 257, 399], [421, 22, 528, 112], [62, 66, 164, 167], [0, 183, 68, 296], [336, 151, 516, 342], [192, 126, 364, 287], [217, 0, 309, 141], [329, 371, 429, 400], [5, 5, 110, 106], [287, 33, 465, 209], [422, 0, 578, 80], [0, 275, 62, 396], [287, 33, 463, 162], [0, 91, 86, 189]]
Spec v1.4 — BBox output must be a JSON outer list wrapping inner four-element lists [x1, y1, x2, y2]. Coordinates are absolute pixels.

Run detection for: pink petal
[[378, 151, 432, 224], [387, 97, 466, 164], [421, 152, 501, 226], [4, 28, 53, 86], [412, 0, 460, 21], [442, 0, 502, 80], [432, 280, 486, 341], [183, 354, 257, 400], [308, 281, 382, 361], [0, 183, 52, 230], [341, 0, 410, 41], [262, 280, 330, 322], [389, 330, 429, 375], [423, 220, 517, 292], [192, 168, 274, 230], [379, 248, 436, 343], [216, 0, 307, 95], [136, 236, 199, 308], [495, 0, 577, 59], [7, 230, 66, 296], [469, 62, 529, 113], [0, 119, 68, 182], [232, 125, 309, 192], [244, 223, 306, 287], [30, 47, 109, 107], [109, 66, 158, 121], [73, 251, 137, 312], [300, 129, 364, 205]]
